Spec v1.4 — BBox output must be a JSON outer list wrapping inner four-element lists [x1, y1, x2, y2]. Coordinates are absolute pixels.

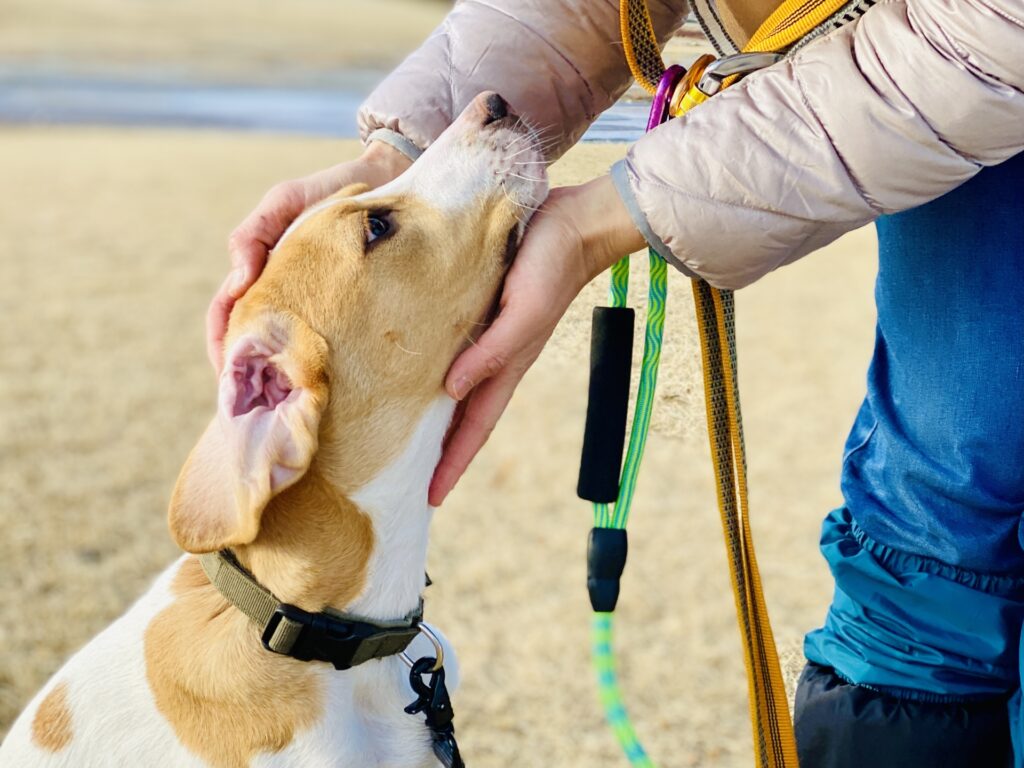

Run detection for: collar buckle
[[261, 602, 420, 670]]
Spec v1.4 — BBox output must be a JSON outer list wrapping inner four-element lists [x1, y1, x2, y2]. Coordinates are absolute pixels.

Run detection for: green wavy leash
[[591, 248, 667, 767]]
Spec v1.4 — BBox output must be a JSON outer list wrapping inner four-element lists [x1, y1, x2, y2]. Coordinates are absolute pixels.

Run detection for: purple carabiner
[[646, 64, 687, 132]]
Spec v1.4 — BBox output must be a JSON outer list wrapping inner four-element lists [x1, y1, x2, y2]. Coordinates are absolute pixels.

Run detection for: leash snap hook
[[403, 656, 465, 768]]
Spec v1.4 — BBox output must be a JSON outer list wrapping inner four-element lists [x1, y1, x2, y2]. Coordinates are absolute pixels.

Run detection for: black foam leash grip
[[577, 306, 635, 503]]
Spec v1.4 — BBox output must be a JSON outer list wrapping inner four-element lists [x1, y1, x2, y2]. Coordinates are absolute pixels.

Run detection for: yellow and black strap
[[618, 0, 854, 764]]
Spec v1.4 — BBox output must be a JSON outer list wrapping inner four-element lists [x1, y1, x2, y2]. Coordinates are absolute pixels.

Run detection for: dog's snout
[[482, 93, 508, 125]]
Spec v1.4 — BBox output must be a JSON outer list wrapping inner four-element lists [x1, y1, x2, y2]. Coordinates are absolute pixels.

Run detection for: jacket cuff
[[610, 160, 696, 279], [365, 128, 424, 163]]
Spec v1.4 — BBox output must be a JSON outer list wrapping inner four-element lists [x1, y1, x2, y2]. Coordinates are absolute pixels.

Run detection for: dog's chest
[[1, 558, 441, 768], [252, 661, 438, 768]]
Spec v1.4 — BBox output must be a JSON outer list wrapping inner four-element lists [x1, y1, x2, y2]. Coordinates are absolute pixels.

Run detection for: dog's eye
[[366, 213, 391, 244]]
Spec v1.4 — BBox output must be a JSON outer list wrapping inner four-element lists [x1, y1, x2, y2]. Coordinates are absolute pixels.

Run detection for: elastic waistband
[[849, 518, 1024, 597], [805, 507, 1024, 702]]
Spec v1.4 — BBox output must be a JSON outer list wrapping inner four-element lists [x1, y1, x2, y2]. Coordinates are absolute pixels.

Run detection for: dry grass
[[0, 0, 447, 80], [0, 127, 878, 764]]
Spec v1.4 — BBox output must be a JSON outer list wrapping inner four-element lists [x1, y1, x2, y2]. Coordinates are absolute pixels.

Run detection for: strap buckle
[[261, 603, 420, 671]]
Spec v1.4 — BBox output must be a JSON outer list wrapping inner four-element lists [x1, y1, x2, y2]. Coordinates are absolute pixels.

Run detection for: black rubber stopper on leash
[[577, 306, 635, 503], [587, 527, 628, 612]]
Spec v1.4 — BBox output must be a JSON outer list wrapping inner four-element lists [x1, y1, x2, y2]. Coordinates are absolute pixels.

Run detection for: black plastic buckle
[[262, 603, 419, 671], [587, 527, 628, 612]]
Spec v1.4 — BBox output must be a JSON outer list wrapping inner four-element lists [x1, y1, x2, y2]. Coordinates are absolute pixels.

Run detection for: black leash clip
[[405, 656, 464, 768]]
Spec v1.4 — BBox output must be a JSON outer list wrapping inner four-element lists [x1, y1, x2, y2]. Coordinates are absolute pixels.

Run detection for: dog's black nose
[[483, 93, 508, 125]]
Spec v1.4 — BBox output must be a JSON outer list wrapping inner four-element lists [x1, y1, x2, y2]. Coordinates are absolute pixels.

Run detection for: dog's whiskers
[[506, 144, 541, 161], [500, 182, 542, 217], [390, 338, 423, 356], [460, 329, 489, 353], [508, 172, 545, 183], [456, 317, 492, 335]]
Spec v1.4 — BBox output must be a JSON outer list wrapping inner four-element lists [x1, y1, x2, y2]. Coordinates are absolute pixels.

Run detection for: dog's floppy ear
[[169, 314, 329, 553]]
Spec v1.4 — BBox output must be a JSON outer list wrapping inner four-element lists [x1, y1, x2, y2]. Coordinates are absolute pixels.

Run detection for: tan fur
[[146, 479, 374, 767], [233, 190, 510, 495], [145, 131, 523, 763], [31, 682, 73, 752]]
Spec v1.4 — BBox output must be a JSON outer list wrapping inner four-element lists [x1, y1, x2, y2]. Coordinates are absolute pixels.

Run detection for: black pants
[[794, 662, 1014, 768]]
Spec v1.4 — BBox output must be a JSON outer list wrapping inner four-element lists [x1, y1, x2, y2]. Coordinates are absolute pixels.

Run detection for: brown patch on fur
[[31, 681, 73, 752], [147, 476, 374, 768], [235, 470, 375, 610]]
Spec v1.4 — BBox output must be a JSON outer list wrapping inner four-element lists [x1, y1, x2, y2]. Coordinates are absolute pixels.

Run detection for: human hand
[[207, 141, 412, 372], [428, 174, 646, 506]]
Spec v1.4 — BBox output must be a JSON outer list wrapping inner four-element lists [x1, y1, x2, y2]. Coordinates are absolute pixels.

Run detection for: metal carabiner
[[696, 51, 785, 97], [667, 51, 784, 118]]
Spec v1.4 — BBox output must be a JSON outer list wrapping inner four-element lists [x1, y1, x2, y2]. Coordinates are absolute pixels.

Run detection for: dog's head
[[170, 92, 548, 554]]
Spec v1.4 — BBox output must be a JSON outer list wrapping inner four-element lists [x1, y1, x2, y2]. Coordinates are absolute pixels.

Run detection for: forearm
[[615, 0, 1024, 289], [358, 0, 688, 163]]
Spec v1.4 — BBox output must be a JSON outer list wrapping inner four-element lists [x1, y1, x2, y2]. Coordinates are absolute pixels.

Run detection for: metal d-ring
[[400, 623, 445, 672]]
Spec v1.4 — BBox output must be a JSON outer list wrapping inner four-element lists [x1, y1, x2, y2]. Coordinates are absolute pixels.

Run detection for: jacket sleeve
[[612, 0, 1024, 289], [357, 0, 688, 161]]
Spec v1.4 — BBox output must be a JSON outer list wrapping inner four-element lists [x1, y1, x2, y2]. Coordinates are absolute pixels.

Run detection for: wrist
[[361, 141, 413, 185], [558, 175, 646, 281]]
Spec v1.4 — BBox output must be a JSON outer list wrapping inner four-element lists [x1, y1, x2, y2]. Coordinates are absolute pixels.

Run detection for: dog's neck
[[147, 397, 457, 768], [231, 396, 456, 620]]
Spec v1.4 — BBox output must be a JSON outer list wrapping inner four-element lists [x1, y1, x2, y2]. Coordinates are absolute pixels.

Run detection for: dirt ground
[[0, 127, 878, 765]]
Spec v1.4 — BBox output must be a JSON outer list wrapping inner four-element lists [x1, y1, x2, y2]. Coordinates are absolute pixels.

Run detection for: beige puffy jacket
[[358, 0, 1024, 289]]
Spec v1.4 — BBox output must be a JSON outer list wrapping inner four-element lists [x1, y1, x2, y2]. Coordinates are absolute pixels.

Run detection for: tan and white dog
[[0, 92, 547, 768]]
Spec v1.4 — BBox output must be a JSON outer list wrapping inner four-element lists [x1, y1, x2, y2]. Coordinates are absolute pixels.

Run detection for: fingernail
[[227, 267, 247, 297], [451, 375, 473, 401]]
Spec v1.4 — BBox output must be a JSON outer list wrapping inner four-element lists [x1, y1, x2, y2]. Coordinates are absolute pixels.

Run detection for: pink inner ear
[[226, 341, 293, 416], [219, 335, 317, 501], [231, 354, 293, 415]]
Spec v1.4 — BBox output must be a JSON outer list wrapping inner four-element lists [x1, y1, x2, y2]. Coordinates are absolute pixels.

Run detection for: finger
[[429, 372, 520, 507], [445, 293, 544, 401], [224, 242, 265, 300], [439, 397, 469, 456], [206, 271, 238, 375], [227, 181, 307, 293]]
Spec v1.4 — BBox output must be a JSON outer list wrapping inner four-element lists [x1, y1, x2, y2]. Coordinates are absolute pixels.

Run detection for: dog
[[0, 91, 547, 768]]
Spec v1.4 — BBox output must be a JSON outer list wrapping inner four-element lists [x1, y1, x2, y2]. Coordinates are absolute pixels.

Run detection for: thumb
[[445, 295, 540, 401]]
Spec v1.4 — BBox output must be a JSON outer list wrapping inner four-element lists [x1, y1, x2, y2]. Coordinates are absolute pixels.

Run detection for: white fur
[[365, 113, 546, 228], [0, 560, 206, 767], [347, 396, 455, 621], [0, 399, 457, 767]]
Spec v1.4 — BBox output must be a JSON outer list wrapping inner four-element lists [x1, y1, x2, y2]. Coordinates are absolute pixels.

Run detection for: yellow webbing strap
[[621, 0, 666, 94], [746, 0, 851, 51], [692, 282, 796, 768], [619, 0, 853, 765]]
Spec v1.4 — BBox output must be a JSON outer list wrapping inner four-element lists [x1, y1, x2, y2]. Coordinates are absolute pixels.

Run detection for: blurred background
[[0, 1, 878, 764]]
